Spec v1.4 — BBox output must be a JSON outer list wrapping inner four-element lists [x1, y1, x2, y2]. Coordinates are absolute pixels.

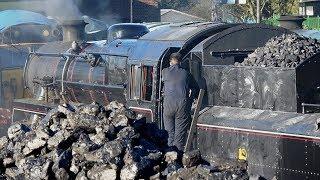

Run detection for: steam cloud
[[45, 0, 82, 21], [44, 0, 120, 24]]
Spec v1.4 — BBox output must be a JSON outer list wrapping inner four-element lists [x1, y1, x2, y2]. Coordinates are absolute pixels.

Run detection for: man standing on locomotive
[[162, 52, 199, 152]]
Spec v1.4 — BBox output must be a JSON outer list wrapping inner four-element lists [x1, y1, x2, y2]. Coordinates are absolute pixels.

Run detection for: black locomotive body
[[15, 21, 320, 179]]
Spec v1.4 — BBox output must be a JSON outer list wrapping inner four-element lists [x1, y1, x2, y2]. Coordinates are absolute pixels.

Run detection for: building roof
[[161, 9, 205, 23]]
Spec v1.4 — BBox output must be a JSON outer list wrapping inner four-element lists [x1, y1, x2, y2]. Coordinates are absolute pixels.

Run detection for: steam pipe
[[61, 56, 72, 103], [30, 52, 128, 58], [23, 53, 33, 88], [29, 52, 85, 58]]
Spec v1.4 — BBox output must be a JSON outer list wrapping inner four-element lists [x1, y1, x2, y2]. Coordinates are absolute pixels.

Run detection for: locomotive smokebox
[[61, 20, 87, 42], [278, 15, 305, 30]]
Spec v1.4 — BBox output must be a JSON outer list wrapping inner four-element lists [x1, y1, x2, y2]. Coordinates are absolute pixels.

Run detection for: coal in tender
[[0, 101, 254, 179], [237, 34, 320, 68]]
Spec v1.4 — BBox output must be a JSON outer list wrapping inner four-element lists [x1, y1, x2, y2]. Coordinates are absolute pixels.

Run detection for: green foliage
[[304, 17, 320, 30], [262, 15, 280, 26], [222, 0, 299, 22], [263, 16, 320, 30]]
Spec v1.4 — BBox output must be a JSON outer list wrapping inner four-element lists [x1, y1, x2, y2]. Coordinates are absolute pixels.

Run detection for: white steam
[[45, 0, 82, 21]]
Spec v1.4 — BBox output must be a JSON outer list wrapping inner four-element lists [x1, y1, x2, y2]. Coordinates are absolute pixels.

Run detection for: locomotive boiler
[[14, 20, 320, 179], [0, 10, 62, 132]]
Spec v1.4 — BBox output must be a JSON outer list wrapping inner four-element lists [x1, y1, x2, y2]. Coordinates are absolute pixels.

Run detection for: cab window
[[130, 65, 141, 99], [141, 66, 153, 101], [129, 64, 154, 101]]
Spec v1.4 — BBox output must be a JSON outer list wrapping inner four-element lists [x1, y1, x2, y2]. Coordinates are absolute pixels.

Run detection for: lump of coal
[[0, 101, 252, 179], [182, 150, 201, 168], [47, 130, 71, 150], [166, 166, 198, 180], [75, 170, 88, 180], [238, 34, 320, 68], [7, 124, 30, 140], [87, 164, 116, 180], [162, 161, 183, 176], [165, 151, 178, 163], [23, 137, 46, 156], [120, 163, 139, 180], [5, 167, 22, 179], [0, 137, 8, 150], [196, 164, 219, 175], [55, 168, 69, 180]]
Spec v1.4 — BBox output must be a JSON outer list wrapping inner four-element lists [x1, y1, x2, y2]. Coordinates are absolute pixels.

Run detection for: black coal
[[0, 101, 251, 179], [237, 34, 320, 68]]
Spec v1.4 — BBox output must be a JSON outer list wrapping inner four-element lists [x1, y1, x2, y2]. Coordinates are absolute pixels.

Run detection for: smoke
[[15, 0, 121, 24], [45, 0, 82, 21], [44, 0, 120, 24], [75, 0, 121, 24]]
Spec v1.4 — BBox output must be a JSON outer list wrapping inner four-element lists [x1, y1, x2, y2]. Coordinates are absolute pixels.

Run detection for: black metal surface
[[178, 24, 236, 58], [296, 52, 320, 113], [129, 40, 183, 62], [12, 98, 55, 114], [278, 15, 305, 30], [140, 22, 225, 41], [62, 81, 126, 105], [197, 106, 320, 179], [198, 106, 320, 137], [203, 66, 297, 112], [197, 126, 320, 179], [16, 21, 320, 180], [202, 24, 290, 65], [107, 23, 149, 43]]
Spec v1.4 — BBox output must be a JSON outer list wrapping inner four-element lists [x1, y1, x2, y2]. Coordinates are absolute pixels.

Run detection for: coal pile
[[237, 34, 320, 68], [0, 101, 249, 179]]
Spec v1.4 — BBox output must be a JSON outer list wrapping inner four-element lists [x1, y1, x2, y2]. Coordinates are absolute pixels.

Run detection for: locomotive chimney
[[61, 20, 87, 42], [278, 15, 305, 30]]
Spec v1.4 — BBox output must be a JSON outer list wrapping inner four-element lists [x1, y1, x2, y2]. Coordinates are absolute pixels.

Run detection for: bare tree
[[187, 0, 213, 20]]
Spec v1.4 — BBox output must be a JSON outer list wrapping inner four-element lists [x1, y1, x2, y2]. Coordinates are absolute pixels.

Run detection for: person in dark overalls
[[162, 52, 199, 151]]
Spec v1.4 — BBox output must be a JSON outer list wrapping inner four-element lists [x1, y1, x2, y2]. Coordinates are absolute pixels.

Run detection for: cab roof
[[140, 22, 226, 41]]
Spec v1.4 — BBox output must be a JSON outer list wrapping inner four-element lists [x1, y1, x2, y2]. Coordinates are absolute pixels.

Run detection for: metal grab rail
[[61, 56, 71, 103], [301, 103, 320, 114], [29, 51, 128, 58]]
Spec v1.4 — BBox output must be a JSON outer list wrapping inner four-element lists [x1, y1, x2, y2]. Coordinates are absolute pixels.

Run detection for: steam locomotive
[[11, 18, 320, 179], [0, 10, 62, 126]]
